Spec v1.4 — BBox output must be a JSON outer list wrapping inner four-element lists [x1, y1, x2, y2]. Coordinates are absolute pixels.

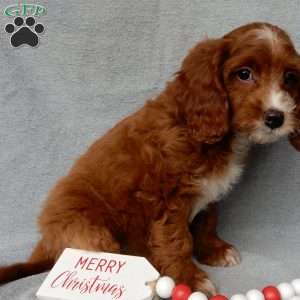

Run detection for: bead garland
[[154, 276, 300, 300]]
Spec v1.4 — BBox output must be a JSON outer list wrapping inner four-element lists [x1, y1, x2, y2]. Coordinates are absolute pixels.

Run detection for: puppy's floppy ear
[[289, 132, 300, 151], [289, 105, 300, 151], [289, 70, 300, 151], [178, 38, 230, 144]]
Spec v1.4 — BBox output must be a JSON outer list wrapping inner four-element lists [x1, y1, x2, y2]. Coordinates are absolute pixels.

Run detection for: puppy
[[1, 22, 300, 295]]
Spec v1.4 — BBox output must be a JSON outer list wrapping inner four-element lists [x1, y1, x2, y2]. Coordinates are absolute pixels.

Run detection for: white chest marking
[[189, 136, 251, 222]]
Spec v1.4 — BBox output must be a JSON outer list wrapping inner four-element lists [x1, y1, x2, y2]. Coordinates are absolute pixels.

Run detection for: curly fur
[[1, 22, 300, 295]]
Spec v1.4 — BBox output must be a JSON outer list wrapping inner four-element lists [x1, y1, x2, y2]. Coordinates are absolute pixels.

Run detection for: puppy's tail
[[0, 240, 54, 284], [0, 260, 53, 284]]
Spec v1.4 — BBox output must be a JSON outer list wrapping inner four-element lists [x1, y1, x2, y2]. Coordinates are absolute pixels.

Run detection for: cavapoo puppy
[[1, 22, 300, 295]]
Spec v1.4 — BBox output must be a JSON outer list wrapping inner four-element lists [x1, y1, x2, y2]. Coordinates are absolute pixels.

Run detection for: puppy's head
[[179, 23, 300, 144], [224, 23, 300, 143]]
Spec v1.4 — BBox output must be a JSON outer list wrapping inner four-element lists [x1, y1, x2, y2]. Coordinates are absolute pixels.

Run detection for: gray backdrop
[[0, 0, 299, 298]]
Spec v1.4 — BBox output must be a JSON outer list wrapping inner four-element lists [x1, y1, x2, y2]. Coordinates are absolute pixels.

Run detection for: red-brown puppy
[[1, 22, 300, 295]]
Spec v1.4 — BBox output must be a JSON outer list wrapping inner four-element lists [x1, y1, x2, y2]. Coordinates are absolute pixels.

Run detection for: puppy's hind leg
[[39, 176, 121, 258], [68, 223, 121, 253], [40, 209, 121, 259]]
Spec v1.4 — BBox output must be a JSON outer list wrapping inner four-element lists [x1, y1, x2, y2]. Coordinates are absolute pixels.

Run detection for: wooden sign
[[36, 248, 160, 300]]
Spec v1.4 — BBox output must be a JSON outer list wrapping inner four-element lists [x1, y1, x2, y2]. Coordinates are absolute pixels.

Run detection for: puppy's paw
[[197, 244, 241, 267], [192, 275, 217, 297], [218, 245, 241, 267]]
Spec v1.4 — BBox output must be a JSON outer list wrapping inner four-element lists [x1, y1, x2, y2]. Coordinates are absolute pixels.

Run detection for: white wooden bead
[[188, 291, 209, 300], [246, 289, 265, 300], [292, 279, 300, 294], [231, 294, 248, 300], [290, 296, 300, 300], [277, 282, 296, 299], [155, 276, 175, 299]]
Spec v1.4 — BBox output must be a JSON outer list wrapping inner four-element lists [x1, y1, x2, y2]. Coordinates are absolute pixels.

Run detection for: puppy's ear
[[289, 105, 300, 151], [289, 72, 300, 151], [178, 38, 230, 144], [289, 133, 300, 151]]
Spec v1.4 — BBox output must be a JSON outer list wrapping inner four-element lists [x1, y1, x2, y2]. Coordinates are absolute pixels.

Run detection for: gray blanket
[[0, 0, 299, 298]]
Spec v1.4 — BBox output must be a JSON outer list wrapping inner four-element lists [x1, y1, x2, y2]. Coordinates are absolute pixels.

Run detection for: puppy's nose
[[264, 109, 284, 129]]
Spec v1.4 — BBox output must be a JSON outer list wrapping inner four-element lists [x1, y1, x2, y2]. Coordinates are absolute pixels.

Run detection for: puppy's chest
[[189, 136, 250, 221]]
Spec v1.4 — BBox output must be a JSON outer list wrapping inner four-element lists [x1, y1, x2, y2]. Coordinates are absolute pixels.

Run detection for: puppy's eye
[[284, 71, 298, 86], [236, 68, 253, 81]]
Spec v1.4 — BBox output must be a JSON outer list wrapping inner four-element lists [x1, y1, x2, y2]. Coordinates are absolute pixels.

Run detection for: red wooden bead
[[210, 295, 229, 300], [172, 284, 192, 300], [262, 286, 281, 300]]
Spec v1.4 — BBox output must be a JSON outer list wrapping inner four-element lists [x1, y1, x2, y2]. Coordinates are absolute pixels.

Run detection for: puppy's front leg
[[148, 208, 217, 296], [190, 203, 240, 267]]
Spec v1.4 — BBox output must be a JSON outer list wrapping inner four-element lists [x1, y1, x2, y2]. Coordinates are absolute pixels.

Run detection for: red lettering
[[105, 259, 117, 273], [50, 271, 125, 298], [95, 258, 107, 272], [86, 257, 98, 271], [50, 270, 70, 288], [62, 271, 77, 288], [74, 256, 89, 269], [116, 261, 126, 274]]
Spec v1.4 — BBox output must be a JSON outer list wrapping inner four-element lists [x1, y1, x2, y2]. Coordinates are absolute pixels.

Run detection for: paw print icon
[[5, 17, 45, 47]]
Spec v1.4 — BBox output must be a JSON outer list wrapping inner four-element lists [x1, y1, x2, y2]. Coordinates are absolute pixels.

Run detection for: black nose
[[264, 109, 284, 129]]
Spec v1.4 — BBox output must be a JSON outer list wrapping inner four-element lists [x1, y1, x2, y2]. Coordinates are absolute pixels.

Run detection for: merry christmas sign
[[36, 248, 160, 300]]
